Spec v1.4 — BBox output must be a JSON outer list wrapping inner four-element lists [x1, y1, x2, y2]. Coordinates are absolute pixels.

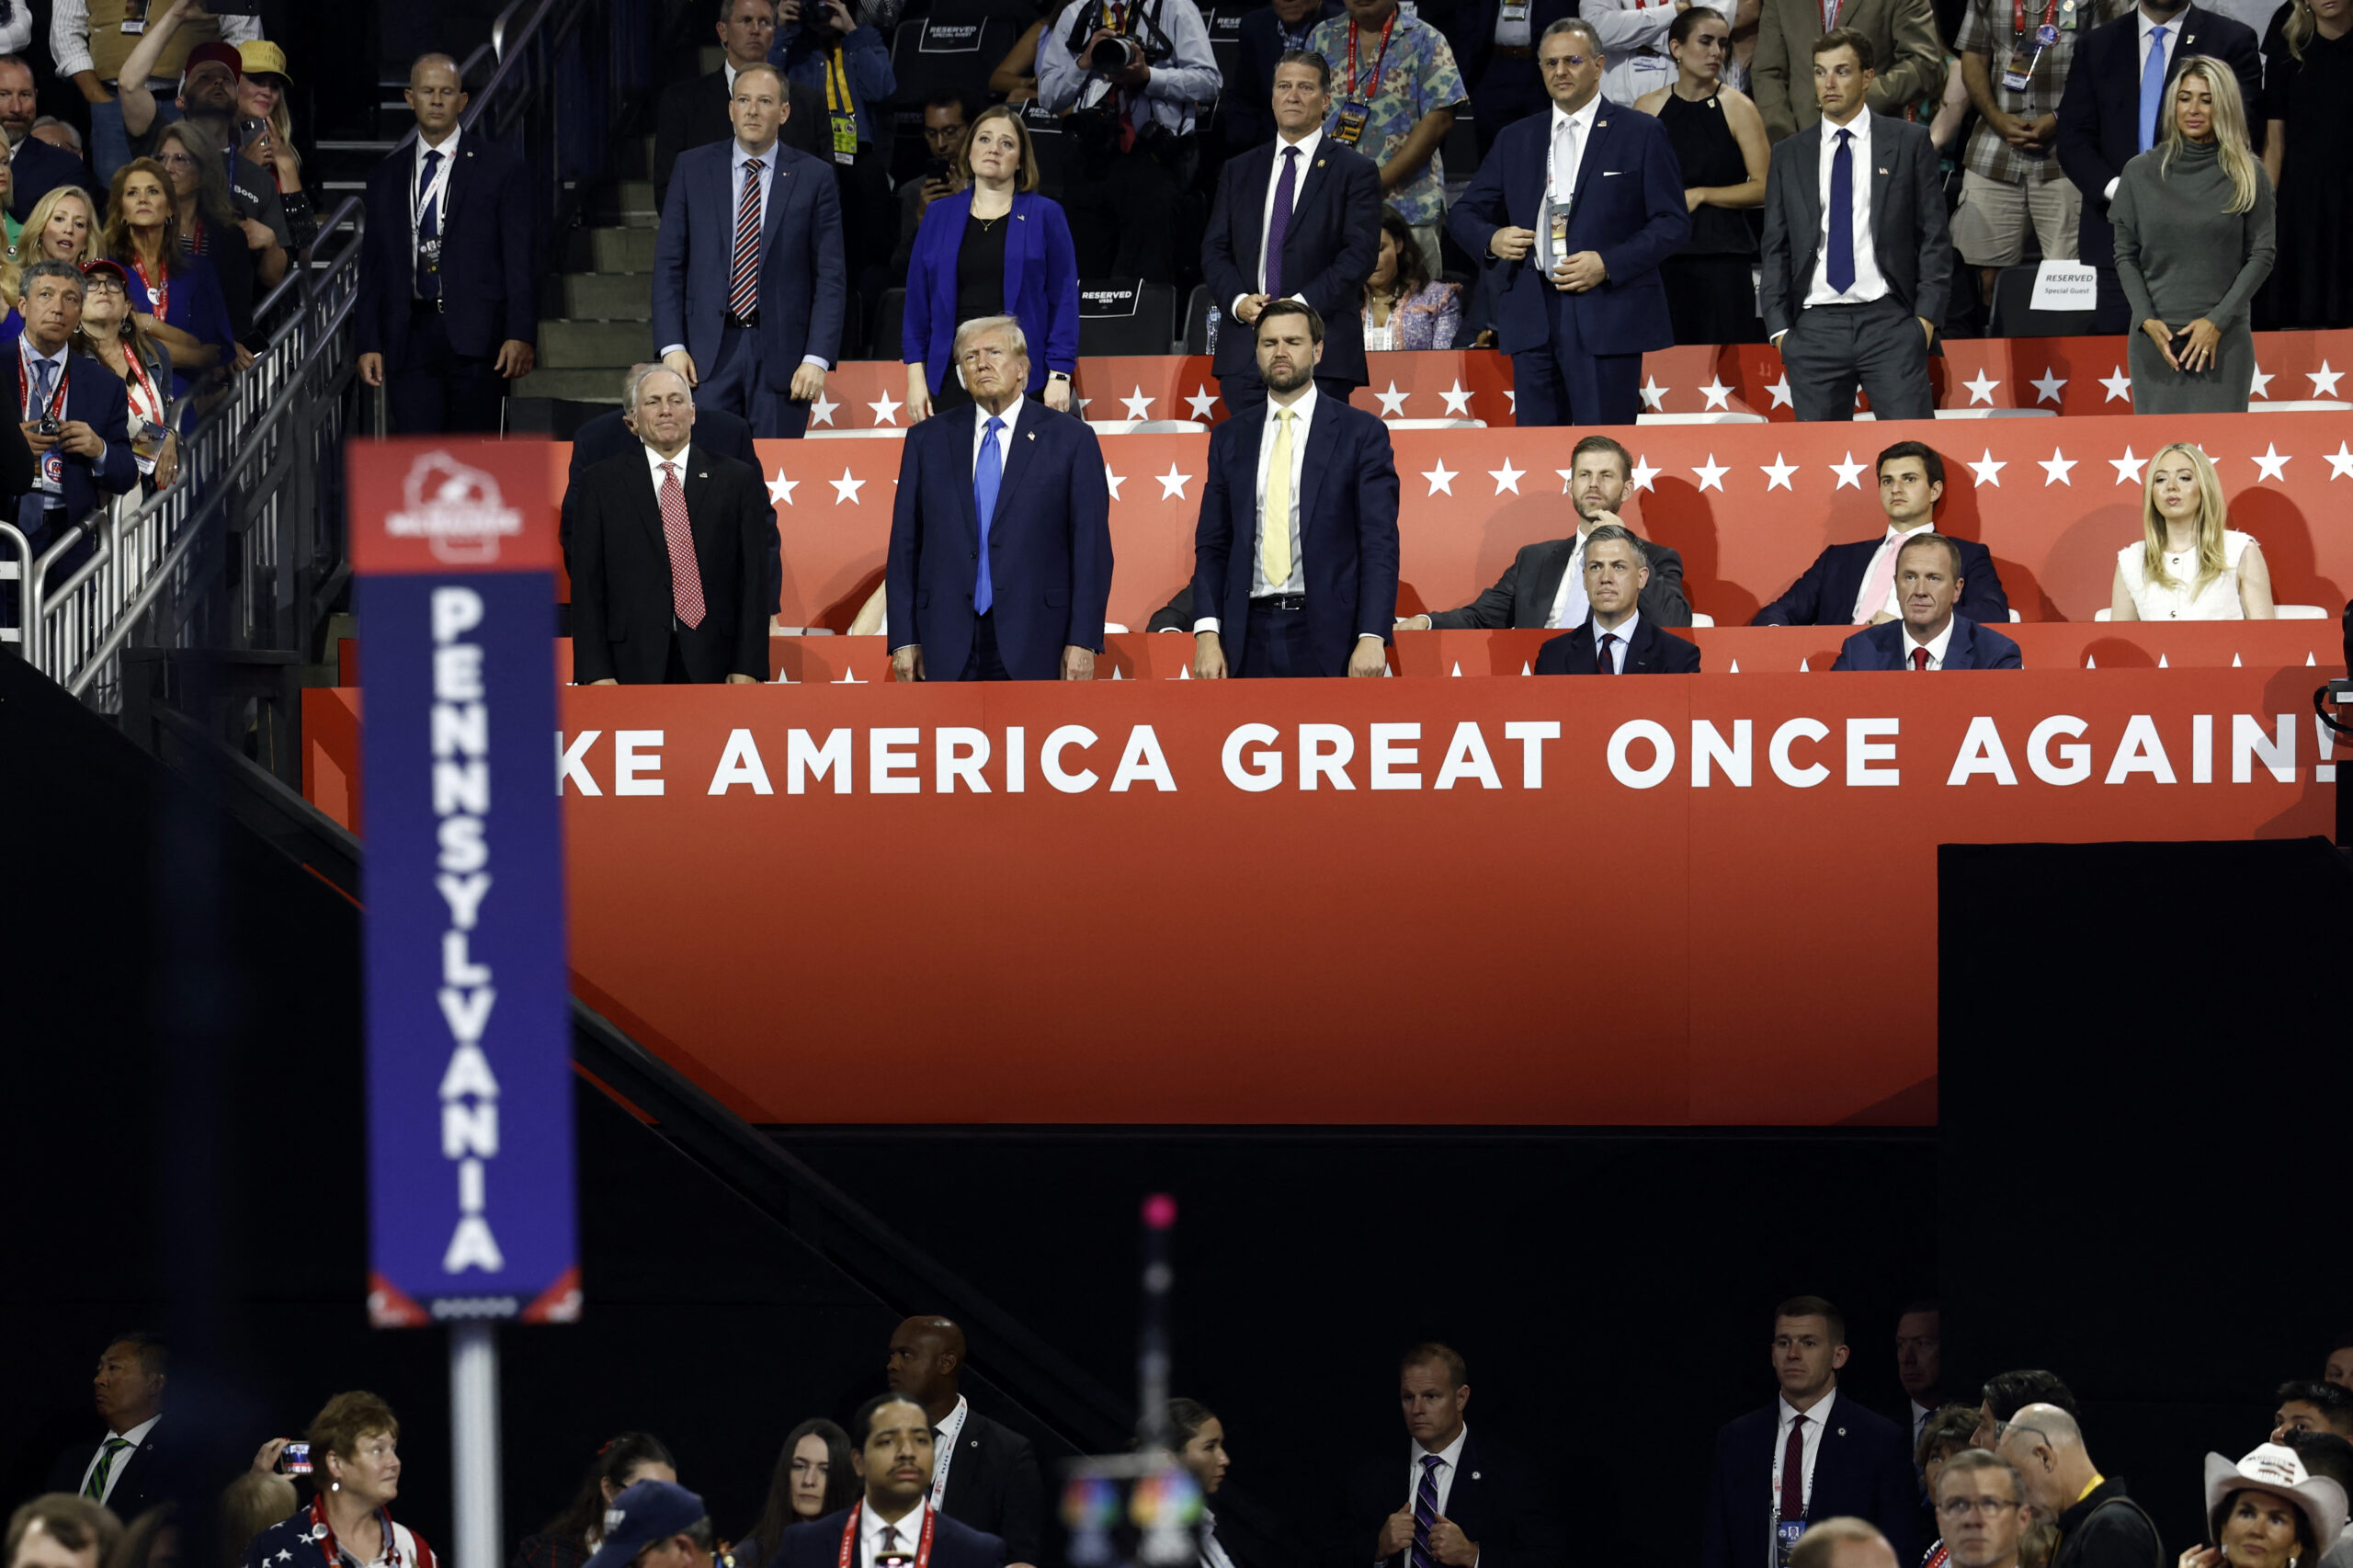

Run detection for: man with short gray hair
[[1933, 1450, 2030, 1568], [11, 258, 132, 581], [1998, 1405, 2159, 1568], [1533, 523, 1702, 673], [1791, 1519, 1900, 1568]]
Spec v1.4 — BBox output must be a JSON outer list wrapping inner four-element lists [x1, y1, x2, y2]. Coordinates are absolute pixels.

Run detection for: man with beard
[[113, 2, 292, 249], [878, 1316, 1043, 1567], [1398, 433, 1690, 631], [779, 1397, 1005, 1568], [0, 55, 94, 221]]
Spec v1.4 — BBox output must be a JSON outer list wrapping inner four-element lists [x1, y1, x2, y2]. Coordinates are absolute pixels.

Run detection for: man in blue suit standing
[[354, 55, 538, 434], [1831, 533, 2024, 669], [654, 63, 846, 440], [1446, 18, 1688, 427], [1700, 1298, 1922, 1568], [1191, 300, 1399, 678], [886, 315, 1112, 682]]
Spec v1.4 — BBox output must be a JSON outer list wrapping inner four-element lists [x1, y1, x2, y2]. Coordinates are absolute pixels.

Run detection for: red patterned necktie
[[729, 158, 764, 321], [1779, 1413, 1807, 1523], [1912, 647, 1930, 671], [659, 462, 706, 629]]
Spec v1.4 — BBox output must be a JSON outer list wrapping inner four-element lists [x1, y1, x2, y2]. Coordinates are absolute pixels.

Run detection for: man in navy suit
[[1227, 0, 1345, 149], [887, 316, 1112, 682], [1756, 442, 2010, 627], [1346, 1344, 1560, 1568], [8, 261, 134, 619], [1447, 18, 1687, 427], [780, 1396, 1006, 1568], [1201, 51, 1383, 415], [1700, 1297, 1922, 1568], [42, 1332, 188, 1521], [1191, 301, 1400, 678], [1535, 525, 1703, 673], [355, 55, 538, 434], [0, 57, 95, 222], [655, 62, 846, 441], [2052, 0, 2259, 268], [1831, 533, 2024, 668]]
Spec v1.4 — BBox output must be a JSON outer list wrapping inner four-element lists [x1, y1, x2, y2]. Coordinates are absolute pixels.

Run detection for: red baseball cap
[[81, 259, 131, 287], [182, 40, 244, 85]]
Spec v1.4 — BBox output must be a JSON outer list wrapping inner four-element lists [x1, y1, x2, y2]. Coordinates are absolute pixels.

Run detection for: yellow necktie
[[1262, 407, 1295, 590]]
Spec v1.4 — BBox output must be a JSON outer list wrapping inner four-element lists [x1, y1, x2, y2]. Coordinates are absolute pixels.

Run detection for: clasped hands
[[1378, 1509, 1477, 1568], [2142, 315, 2221, 374], [1486, 227, 1605, 292]]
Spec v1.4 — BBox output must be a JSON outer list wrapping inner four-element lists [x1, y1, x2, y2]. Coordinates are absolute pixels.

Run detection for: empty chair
[[1075, 280, 1178, 357]]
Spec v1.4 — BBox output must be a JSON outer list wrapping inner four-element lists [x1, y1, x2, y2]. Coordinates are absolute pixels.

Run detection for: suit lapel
[[1795, 131, 1824, 253], [1523, 540, 1575, 628], [634, 451, 671, 561], [957, 403, 984, 542], [760, 151, 791, 258], [1296, 400, 1340, 546], [1945, 619, 1975, 669], [1237, 143, 1274, 284], [1868, 116, 1894, 230], [1004, 194, 1030, 321], [683, 446, 718, 572], [1288, 142, 1335, 236], [1564, 109, 1614, 226], [988, 400, 1041, 533], [1624, 617, 1657, 671]]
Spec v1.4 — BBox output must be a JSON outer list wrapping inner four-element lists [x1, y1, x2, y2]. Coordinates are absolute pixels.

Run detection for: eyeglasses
[[1540, 53, 1595, 69], [1938, 1498, 2021, 1520], [157, 152, 199, 169]]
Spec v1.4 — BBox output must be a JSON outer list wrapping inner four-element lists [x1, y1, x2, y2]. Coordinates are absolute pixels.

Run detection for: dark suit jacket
[[1535, 613, 1702, 673], [9, 135, 97, 223], [1203, 136, 1383, 386], [1447, 102, 1688, 358], [1226, 4, 1345, 148], [564, 407, 776, 615], [1192, 397, 1401, 676], [1450, 0, 1578, 93], [354, 136, 537, 367], [779, 1508, 1003, 1568], [1754, 535, 2008, 627], [1344, 1433, 1559, 1568], [2054, 6, 2262, 267], [655, 140, 847, 388], [30, 349, 139, 520], [570, 445, 772, 684], [1699, 1396, 1919, 1568], [1429, 534, 1691, 629], [937, 1410, 1044, 1568], [653, 66, 828, 212], [44, 1420, 190, 1520], [885, 398, 1113, 681], [1759, 112, 1951, 337], [1830, 615, 2024, 668]]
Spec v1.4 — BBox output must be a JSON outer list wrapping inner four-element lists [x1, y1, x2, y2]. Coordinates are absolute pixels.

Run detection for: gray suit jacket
[[1758, 112, 1952, 339], [1427, 535, 1691, 629]]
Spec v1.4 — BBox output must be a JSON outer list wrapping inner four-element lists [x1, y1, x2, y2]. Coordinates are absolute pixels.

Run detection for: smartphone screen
[[282, 1442, 313, 1475]]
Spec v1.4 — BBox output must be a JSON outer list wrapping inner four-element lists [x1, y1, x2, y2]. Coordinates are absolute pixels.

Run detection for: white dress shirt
[[1592, 608, 1642, 670], [644, 439, 697, 498], [1903, 617, 1957, 668], [1536, 96, 1603, 274], [1404, 1424, 1472, 1518], [970, 397, 1022, 479], [1802, 109, 1890, 307], [75, 1416, 161, 1505], [1201, 1507, 1241, 1568], [1770, 1390, 1836, 1515], [659, 137, 827, 367], [1910, 1400, 1935, 1458], [1848, 524, 1915, 621], [860, 1501, 929, 1568], [1239, 126, 1323, 309], [410, 123, 462, 302], [1545, 528, 1591, 629], [1193, 386, 1318, 631]]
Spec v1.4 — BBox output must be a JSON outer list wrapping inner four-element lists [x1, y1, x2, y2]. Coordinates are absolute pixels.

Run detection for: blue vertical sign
[[352, 441, 579, 1326]]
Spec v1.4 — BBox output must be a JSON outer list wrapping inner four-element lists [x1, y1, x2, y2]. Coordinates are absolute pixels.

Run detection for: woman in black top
[[2260, 0, 2353, 326], [512, 1434, 676, 1568], [1635, 6, 1771, 344]]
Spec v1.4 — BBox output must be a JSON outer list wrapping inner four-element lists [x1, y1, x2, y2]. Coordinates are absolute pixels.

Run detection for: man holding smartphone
[[111, 2, 293, 256], [773, 0, 897, 288]]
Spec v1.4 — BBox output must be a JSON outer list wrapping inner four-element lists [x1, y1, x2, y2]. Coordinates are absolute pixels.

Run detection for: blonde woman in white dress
[[2109, 442, 2275, 620]]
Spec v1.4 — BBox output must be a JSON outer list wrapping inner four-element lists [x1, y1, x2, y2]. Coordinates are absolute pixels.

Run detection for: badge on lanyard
[[824, 47, 859, 165], [121, 0, 147, 32], [1774, 1518, 1807, 1568], [1499, 0, 1529, 18], [831, 112, 858, 164], [2000, 62, 2033, 88], [1549, 206, 1569, 257], [1333, 102, 1370, 144]]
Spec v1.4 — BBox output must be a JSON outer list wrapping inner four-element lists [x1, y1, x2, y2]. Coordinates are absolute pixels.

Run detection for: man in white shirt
[[1349, 1344, 1559, 1568], [1830, 533, 2025, 668], [1753, 442, 2010, 626], [763, 1398, 1006, 1568], [40, 1335, 176, 1518]]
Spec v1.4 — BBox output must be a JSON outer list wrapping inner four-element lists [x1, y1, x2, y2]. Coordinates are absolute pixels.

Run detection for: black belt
[[1250, 594, 1308, 611], [411, 296, 444, 314], [725, 310, 759, 330]]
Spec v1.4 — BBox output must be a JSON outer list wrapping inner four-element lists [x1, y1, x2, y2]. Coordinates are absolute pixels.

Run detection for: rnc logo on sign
[[385, 452, 525, 565]]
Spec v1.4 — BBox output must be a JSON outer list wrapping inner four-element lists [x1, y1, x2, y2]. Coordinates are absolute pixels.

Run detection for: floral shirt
[[1307, 8, 1465, 226]]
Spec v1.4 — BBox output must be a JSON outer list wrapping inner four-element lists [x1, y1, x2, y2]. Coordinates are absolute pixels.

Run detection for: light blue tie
[[972, 415, 1004, 617], [2138, 25, 2169, 152]]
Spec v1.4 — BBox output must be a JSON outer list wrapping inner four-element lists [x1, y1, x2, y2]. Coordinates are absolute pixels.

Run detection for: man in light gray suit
[[1760, 28, 1950, 424]]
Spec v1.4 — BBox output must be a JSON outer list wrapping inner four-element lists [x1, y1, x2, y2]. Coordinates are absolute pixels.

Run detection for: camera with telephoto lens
[[1064, 0, 1182, 154], [1079, 32, 1143, 72]]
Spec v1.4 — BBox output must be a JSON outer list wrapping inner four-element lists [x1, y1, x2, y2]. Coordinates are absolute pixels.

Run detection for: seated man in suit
[[8, 259, 135, 618], [43, 1332, 181, 1517], [884, 1317, 1043, 1567], [1831, 533, 2023, 668], [1760, 30, 1950, 425], [571, 366, 773, 686], [653, 0, 827, 211], [779, 1396, 1006, 1568], [1755, 442, 2009, 626], [1534, 525, 1702, 673], [886, 316, 1112, 682], [1700, 1297, 1921, 1568], [1192, 300, 1400, 678], [1348, 1344, 1558, 1568], [1401, 433, 1689, 631]]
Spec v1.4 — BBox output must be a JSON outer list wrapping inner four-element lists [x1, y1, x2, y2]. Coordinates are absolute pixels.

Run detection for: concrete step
[[586, 208, 661, 230], [562, 273, 654, 319], [538, 318, 654, 368], [513, 368, 631, 402], [569, 226, 659, 272]]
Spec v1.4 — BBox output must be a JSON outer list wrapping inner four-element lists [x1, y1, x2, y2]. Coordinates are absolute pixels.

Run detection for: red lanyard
[[2012, 0, 2059, 42], [1343, 11, 1398, 102], [130, 250, 170, 322], [836, 1505, 936, 1568], [306, 1496, 405, 1568], [121, 347, 161, 422], [17, 344, 67, 423]]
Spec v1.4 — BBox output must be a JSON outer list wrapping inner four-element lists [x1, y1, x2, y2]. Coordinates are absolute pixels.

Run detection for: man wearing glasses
[[1931, 1451, 2030, 1568], [1447, 17, 1687, 426]]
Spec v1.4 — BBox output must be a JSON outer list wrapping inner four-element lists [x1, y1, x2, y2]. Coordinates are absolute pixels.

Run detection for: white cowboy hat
[[2204, 1445, 2349, 1549]]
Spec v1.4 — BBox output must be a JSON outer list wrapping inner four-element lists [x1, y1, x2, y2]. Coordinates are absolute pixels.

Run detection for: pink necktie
[[659, 462, 706, 629], [1857, 536, 1900, 623]]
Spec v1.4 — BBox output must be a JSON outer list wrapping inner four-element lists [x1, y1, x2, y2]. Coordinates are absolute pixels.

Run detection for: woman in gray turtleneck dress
[[2109, 55, 2276, 414]]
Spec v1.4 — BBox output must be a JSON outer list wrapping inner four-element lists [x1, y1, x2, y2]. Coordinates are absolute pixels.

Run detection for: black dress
[[2260, 13, 2353, 328], [1655, 85, 1764, 344], [935, 209, 1011, 413]]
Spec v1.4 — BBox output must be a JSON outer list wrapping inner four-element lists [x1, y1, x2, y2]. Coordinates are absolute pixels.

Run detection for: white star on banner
[[808, 392, 840, 427], [2250, 364, 2275, 399], [867, 391, 903, 426], [1184, 386, 1220, 421], [1121, 386, 1155, 420], [1692, 454, 1728, 492], [2327, 443, 2353, 480], [1768, 376, 1794, 409], [1699, 378, 1733, 411], [1504, 390, 1517, 414], [1489, 459, 1524, 495], [2039, 449, 2076, 486], [2312, 361, 2344, 397], [1761, 453, 1798, 491], [1630, 454, 1662, 492], [2030, 369, 2066, 404], [2253, 443, 2291, 482], [1074, 395, 1094, 416], [1557, 469, 1576, 494], [830, 468, 865, 505], [2109, 446, 2144, 485], [1639, 376, 1667, 411], [1962, 370, 2001, 406], [1374, 381, 1410, 416], [835, 666, 864, 683], [1103, 464, 1126, 501], [1439, 380, 1475, 415], [1968, 449, 2006, 486], [767, 467, 798, 506], [2100, 366, 2132, 403], [1828, 451, 1867, 490], [1424, 460, 1458, 496], [1156, 464, 1193, 500]]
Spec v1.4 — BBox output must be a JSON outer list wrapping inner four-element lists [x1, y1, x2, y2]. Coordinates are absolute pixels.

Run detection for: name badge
[[1999, 64, 2032, 89], [40, 447, 63, 488], [1500, 0, 1529, 18], [1333, 102, 1370, 145], [121, 0, 147, 32], [1774, 1519, 1807, 1568], [831, 111, 858, 165], [1550, 209, 1569, 256]]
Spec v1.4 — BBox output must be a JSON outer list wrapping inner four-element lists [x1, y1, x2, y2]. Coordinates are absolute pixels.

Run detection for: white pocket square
[[1603, 169, 1624, 176]]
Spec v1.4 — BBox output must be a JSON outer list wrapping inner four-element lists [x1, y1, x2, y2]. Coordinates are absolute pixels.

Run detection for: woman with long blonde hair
[[2109, 443, 2275, 620], [2110, 57, 2274, 412], [2257, 0, 2353, 327], [3, 185, 99, 315]]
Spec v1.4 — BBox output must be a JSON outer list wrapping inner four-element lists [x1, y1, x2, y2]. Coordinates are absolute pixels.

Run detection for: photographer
[[1036, 0, 1222, 281], [773, 0, 897, 290]]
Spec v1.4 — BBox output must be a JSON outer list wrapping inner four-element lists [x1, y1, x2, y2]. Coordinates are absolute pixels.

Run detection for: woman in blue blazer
[[903, 105, 1079, 420]]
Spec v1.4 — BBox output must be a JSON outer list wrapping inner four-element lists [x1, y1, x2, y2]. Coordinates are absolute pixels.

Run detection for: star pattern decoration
[[1760, 453, 1798, 491], [767, 467, 798, 506], [807, 392, 840, 427], [1155, 463, 1193, 501], [1504, 391, 1517, 414], [1968, 449, 2006, 486], [2109, 446, 2144, 485], [1121, 386, 1155, 421], [2030, 369, 2066, 404], [1639, 376, 1668, 411], [830, 468, 866, 505], [2249, 364, 2275, 399], [1489, 459, 1524, 495], [867, 391, 903, 426], [2099, 366, 2133, 403], [2328, 443, 2353, 481], [1767, 376, 1794, 409], [2039, 449, 2076, 486], [1439, 380, 1475, 415], [1699, 378, 1733, 411], [1103, 463, 1126, 501], [1692, 454, 1729, 492], [2311, 361, 2343, 398], [1374, 381, 1411, 416], [2253, 442, 2291, 482], [1184, 385, 1220, 420], [1556, 468, 1577, 494], [1962, 370, 2001, 406], [1423, 460, 1458, 496], [1828, 451, 1867, 490], [1630, 454, 1662, 492]]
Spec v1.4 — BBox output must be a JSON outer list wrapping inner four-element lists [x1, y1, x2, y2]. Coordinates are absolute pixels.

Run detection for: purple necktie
[[1265, 145, 1300, 299], [1410, 1455, 1441, 1568]]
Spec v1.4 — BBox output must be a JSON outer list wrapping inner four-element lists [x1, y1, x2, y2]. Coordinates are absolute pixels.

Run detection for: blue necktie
[[417, 149, 443, 300], [972, 415, 1004, 617], [1826, 129, 1855, 295], [1265, 146, 1300, 299], [2138, 25, 2169, 152]]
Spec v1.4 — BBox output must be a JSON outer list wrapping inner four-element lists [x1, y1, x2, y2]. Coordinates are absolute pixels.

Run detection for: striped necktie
[[730, 159, 764, 322], [1410, 1454, 1442, 1568], [83, 1437, 130, 1501]]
